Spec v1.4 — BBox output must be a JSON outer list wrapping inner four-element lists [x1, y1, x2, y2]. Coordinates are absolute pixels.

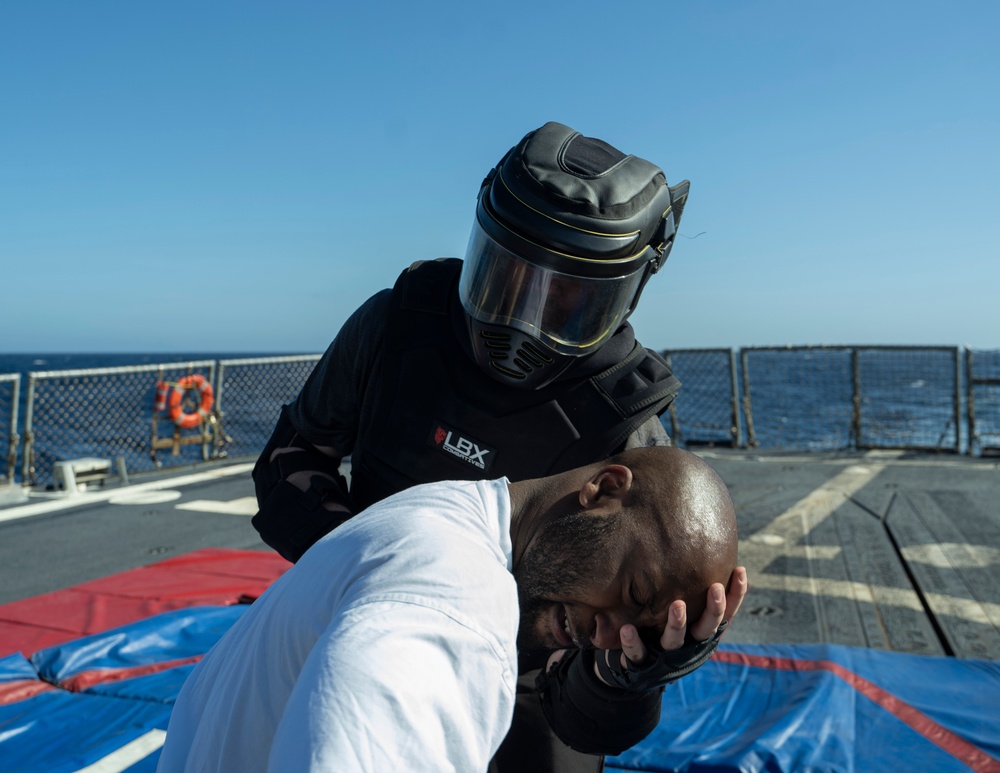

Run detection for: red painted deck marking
[[59, 654, 204, 692], [0, 679, 56, 705], [713, 650, 1000, 773]]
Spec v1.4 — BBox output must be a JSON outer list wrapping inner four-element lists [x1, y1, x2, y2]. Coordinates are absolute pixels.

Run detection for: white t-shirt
[[157, 478, 518, 773]]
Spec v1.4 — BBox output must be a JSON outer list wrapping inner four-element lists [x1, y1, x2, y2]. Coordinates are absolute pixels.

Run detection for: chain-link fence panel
[[11, 344, 989, 490], [1, 374, 20, 484], [742, 347, 856, 450], [662, 349, 739, 447], [857, 347, 960, 452], [215, 355, 322, 459], [968, 348, 1000, 455], [23, 361, 219, 488]]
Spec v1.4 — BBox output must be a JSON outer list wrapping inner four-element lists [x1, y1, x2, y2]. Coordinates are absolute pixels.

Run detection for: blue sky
[[2, 1, 998, 353]]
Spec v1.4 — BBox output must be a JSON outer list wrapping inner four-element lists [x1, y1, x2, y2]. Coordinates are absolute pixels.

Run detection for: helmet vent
[[479, 329, 512, 361], [474, 326, 563, 385], [490, 361, 527, 380], [516, 341, 554, 368], [494, 340, 556, 379]]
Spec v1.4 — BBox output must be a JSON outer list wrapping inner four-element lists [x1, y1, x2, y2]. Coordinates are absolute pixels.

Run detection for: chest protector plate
[[349, 259, 680, 512]]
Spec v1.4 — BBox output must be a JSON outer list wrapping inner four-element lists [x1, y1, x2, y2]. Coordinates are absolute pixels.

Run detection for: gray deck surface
[[702, 448, 1000, 661], [1, 449, 998, 662]]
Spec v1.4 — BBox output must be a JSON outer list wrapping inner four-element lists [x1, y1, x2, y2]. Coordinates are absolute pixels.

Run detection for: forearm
[[252, 407, 355, 562]]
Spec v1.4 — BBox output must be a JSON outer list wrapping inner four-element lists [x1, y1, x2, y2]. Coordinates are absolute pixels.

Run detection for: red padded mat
[[0, 549, 290, 657]]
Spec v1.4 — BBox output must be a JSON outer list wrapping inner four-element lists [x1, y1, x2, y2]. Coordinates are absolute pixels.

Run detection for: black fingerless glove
[[594, 621, 728, 691], [534, 649, 662, 755]]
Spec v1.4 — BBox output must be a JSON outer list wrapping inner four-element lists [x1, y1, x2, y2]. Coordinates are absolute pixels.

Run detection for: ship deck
[[2, 448, 998, 660]]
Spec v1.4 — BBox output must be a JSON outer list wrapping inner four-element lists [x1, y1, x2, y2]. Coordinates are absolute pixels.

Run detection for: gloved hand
[[594, 621, 728, 690]]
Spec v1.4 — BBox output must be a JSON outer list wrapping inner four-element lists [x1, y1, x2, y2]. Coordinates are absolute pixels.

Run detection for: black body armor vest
[[349, 259, 681, 512]]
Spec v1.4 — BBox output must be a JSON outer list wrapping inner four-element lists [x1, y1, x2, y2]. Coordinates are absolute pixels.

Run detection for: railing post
[[211, 360, 228, 459], [729, 348, 741, 447], [966, 348, 977, 455], [953, 346, 962, 454], [741, 349, 757, 448], [851, 348, 861, 449], [1, 375, 20, 484], [22, 374, 36, 486]]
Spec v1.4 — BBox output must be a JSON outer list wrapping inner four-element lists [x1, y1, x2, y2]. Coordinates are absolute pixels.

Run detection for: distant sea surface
[[0, 352, 315, 378]]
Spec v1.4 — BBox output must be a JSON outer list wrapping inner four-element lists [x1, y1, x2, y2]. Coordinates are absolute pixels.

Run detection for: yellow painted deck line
[[747, 463, 887, 540], [747, 571, 1000, 627]]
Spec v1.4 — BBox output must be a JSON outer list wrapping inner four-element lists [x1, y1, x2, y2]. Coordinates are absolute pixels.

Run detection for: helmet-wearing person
[[460, 121, 689, 388], [251, 121, 743, 773]]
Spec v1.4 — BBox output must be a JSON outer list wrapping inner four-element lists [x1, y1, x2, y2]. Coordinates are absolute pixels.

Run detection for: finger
[[618, 624, 647, 665], [546, 649, 569, 673], [658, 599, 687, 651], [723, 566, 749, 625], [688, 582, 726, 642]]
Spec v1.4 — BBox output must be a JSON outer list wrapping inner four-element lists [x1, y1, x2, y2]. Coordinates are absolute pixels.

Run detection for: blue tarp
[[31, 605, 247, 700], [2, 610, 999, 772], [609, 643, 1000, 772], [0, 606, 247, 773]]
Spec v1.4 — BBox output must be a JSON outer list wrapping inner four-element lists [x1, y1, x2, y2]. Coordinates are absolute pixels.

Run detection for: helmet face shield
[[459, 223, 646, 356]]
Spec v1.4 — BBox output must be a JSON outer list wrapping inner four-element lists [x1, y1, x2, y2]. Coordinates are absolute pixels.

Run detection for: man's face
[[513, 511, 671, 653]]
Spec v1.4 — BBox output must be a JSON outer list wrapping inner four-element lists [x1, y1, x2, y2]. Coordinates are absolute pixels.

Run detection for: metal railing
[[662, 349, 740, 447], [23, 361, 217, 486], [215, 355, 322, 459], [740, 345, 856, 451], [855, 346, 961, 452], [5, 346, 1000, 489], [660, 345, 988, 454], [739, 345, 962, 452], [967, 348, 1000, 455], [20, 356, 322, 488], [1, 373, 20, 484]]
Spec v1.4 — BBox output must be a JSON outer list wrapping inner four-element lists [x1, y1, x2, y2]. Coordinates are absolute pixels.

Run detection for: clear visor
[[459, 223, 646, 355]]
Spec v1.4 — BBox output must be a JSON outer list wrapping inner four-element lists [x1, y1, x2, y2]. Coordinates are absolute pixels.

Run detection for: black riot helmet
[[459, 121, 689, 389]]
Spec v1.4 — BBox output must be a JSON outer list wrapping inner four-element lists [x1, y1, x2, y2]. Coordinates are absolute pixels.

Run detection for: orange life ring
[[168, 374, 214, 428]]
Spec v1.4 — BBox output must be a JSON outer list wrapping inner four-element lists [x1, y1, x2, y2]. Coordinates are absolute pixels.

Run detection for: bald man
[[158, 447, 745, 772]]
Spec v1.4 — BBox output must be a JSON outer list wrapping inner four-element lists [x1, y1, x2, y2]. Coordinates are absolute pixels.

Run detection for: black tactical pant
[[488, 667, 604, 773]]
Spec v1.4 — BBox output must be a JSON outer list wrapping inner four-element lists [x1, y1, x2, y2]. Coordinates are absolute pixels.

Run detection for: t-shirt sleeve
[[286, 289, 390, 455], [267, 600, 516, 773]]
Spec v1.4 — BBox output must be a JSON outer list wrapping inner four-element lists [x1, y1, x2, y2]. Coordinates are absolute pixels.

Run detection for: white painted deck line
[[174, 496, 258, 516], [0, 463, 255, 524], [72, 729, 166, 773]]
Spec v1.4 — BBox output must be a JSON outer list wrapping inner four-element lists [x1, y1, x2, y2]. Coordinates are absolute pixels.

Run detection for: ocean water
[[0, 352, 304, 377]]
